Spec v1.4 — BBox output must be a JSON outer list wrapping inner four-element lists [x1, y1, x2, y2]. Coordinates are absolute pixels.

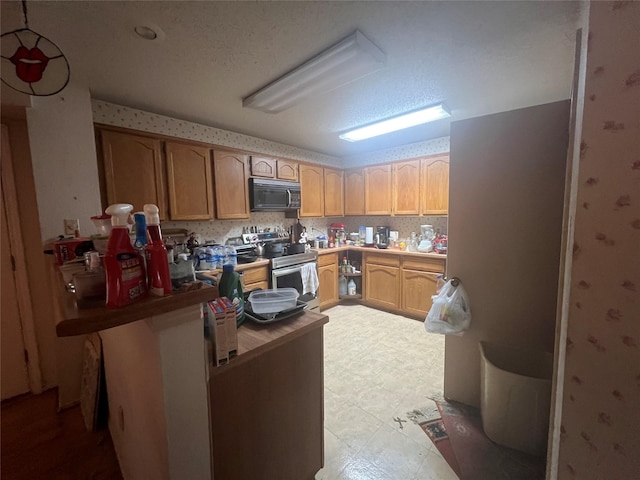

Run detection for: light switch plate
[[64, 218, 79, 236]]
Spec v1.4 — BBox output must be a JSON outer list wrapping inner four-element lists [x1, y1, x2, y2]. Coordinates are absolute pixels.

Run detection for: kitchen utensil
[[255, 242, 265, 257], [244, 299, 307, 324]]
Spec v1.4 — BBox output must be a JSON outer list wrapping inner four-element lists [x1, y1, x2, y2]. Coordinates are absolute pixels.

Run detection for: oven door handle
[[272, 263, 316, 278]]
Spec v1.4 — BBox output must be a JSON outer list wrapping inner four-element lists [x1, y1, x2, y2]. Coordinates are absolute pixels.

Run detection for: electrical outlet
[[64, 218, 79, 236]]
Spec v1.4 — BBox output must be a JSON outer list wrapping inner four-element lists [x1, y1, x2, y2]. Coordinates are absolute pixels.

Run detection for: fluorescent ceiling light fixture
[[243, 30, 385, 114], [339, 104, 451, 142]]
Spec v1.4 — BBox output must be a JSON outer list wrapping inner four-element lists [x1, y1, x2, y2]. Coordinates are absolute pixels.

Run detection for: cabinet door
[[364, 164, 392, 215], [100, 130, 166, 219], [213, 150, 250, 219], [318, 264, 338, 310], [344, 169, 364, 216], [165, 142, 214, 220], [324, 168, 344, 217], [250, 156, 276, 178], [364, 263, 400, 310], [401, 269, 439, 318], [299, 164, 324, 217], [421, 155, 449, 215], [276, 159, 298, 181], [393, 160, 421, 215]]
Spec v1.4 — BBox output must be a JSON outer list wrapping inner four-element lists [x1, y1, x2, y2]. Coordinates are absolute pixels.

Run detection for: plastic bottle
[[144, 204, 172, 296], [219, 264, 245, 326], [104, 203, 147, 307], [435, 274, 446, 294], [339, 275, 348, 296], [347, 279, 357, 296], [133, 212, 147, 250]]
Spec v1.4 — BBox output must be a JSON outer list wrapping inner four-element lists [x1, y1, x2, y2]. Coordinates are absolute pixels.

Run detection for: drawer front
[[244, 280, 269, 292], [364, 253, 400, 267], [317, 252, 338, 267], [402, 257, 445, 273], [239, 266, 269, 284]]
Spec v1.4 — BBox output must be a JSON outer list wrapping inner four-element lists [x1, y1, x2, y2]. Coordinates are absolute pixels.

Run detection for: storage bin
[[248, 288, 299, 314], [479, 341, 553, 456]]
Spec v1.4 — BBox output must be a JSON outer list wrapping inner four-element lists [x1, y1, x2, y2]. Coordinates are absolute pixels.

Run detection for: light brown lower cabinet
[[401, 269, 439, 318], [209, 321, 324, 480], [364, 254, 401, 310], [318, 253, 338, 310]]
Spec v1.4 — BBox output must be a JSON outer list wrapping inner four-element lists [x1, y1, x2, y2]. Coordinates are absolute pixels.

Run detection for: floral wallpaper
[[344, 136, 450, 167], [91, 100, 341, 167], [558, 2, 640, 478]]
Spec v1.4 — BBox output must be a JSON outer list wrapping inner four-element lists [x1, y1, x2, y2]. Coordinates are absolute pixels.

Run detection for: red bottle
[[104, 204, 147, 308], [144, 204, 172, 296]]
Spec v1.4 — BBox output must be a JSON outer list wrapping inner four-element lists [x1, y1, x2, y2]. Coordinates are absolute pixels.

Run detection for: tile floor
[[316, 304, 458, 480]]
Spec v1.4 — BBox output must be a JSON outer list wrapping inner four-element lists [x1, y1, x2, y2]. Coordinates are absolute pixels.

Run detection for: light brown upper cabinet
[[100, 129, 167, 220], [276, 159, 298, 181], [299, 164, 325, 217], [364, 164, 392, 215], [344, 169, 365, 216], [392, 160, 421, 215], [421, 154, 449, 215], [323, 168, 344, 217], [165, 142, 214, 220], [250, 156, 276, 178], [213, 150, 250, 219]]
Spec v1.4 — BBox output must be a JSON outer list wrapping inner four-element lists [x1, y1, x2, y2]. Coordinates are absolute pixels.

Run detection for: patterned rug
[[408, 397, 545, 480]]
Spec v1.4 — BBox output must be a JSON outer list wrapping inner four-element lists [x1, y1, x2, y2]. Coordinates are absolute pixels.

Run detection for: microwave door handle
[[286, 189, 292, 208]]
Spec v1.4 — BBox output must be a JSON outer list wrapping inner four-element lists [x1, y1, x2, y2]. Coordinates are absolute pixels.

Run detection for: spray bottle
[[104, 203, 147, 307], [143, 204, 172, 296]]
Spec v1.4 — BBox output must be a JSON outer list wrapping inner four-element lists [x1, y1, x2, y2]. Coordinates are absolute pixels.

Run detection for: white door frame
[[1, 123, 42, 394]]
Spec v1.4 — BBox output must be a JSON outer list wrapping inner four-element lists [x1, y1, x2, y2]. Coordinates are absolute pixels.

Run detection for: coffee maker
[[375, 226, 390, 249]]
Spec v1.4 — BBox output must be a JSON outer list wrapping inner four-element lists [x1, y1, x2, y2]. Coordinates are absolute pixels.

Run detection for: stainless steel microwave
[[249, 178, 301, 211]]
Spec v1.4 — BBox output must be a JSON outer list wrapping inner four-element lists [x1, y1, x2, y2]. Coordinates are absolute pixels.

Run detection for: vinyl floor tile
[[318, 304, 455, 480]]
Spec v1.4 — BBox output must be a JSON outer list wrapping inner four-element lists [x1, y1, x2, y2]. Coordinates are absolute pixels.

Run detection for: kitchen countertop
[[210, 309, 329, 374], [313, 245, 447, 260]]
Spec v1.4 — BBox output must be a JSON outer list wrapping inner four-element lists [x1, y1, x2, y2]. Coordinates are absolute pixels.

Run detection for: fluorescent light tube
[[339, 104, 451, 142], [243, 30, 386, 114]]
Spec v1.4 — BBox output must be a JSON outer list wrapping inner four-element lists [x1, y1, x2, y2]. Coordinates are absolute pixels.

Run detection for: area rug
[[408, 398, 545, 480]]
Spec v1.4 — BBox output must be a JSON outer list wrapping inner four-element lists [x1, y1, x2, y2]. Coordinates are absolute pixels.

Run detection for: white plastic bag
[[425, 278, 472, 335]]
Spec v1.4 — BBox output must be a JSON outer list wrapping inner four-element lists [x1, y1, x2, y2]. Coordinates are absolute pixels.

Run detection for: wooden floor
[[1, 388, 122, 480]]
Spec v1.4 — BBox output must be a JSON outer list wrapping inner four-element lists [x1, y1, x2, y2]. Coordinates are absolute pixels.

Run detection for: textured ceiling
[[0, 1, 581, 157]]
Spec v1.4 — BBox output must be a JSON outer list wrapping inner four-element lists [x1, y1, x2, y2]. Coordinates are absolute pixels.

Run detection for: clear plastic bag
[[425, 278, 471, 335]]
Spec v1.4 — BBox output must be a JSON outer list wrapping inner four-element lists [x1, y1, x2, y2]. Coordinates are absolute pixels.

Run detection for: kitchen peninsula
[[52, 265, 328, 480]]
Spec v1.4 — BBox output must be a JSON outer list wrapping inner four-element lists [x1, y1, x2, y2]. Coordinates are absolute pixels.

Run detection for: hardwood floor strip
[[1, 388, 122, 480]]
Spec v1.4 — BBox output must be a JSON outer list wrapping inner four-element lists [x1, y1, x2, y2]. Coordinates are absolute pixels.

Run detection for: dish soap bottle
[[219, 264, 245, 326], [144, 204, 172, 296], [104, 203, 147, 308]]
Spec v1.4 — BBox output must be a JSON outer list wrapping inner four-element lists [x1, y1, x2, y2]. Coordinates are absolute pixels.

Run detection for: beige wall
[[444, 100, 570, 407], [556, 2, 640, 478], [25, 84, 103, 407]]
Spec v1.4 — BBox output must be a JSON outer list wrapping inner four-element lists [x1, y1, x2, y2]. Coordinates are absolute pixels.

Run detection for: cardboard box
[[206, 300, 229, 367], [216, 297, 238, 357]]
